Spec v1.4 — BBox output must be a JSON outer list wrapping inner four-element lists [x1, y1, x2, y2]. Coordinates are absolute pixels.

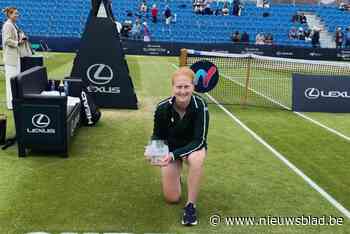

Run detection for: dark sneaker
[[182, 202, 198, 226]]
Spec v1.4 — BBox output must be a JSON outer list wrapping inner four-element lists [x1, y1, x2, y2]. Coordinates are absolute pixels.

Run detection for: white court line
[[206, 92, 350, 220], [293, 112, 350, 142], [171, 63, 350, 219], [221, 73, 350, 143]]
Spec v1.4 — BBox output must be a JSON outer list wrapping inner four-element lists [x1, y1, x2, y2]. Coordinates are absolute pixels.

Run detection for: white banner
[[320, 0, 336, 4]]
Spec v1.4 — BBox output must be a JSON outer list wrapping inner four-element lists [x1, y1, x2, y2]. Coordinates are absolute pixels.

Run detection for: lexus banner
[[292, 74, 350, 113]]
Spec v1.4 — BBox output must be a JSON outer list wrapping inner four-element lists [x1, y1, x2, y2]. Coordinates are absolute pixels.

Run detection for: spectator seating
[[0, 0, 349, 47], [316, 5, 350, 33]]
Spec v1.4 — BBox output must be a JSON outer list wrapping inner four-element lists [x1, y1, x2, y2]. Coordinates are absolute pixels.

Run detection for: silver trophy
[[145, 140, 169, 165]]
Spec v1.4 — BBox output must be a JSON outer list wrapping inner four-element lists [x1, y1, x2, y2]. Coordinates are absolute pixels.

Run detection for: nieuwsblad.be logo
[[26, 114, 56, 134], [86, 64, 120, 94]]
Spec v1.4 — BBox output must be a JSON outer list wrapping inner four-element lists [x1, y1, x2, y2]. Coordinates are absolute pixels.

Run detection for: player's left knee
[[187, 148, 206, 167]]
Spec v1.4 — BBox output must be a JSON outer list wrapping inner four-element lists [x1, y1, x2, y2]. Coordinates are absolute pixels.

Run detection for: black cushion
[[12, 66, 48, 99]]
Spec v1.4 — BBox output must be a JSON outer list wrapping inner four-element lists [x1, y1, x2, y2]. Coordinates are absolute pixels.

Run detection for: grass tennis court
[[0, 53, 350, 234]]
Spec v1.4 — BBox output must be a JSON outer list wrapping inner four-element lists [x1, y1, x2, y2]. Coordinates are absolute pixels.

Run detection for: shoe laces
[[184, 202, 196, 215]]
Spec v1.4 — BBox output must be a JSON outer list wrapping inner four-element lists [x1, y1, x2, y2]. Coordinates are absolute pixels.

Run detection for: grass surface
[[0, 53, 349, 234]]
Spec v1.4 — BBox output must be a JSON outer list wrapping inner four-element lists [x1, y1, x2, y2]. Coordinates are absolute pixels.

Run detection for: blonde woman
[[2, 7, 25, 110]]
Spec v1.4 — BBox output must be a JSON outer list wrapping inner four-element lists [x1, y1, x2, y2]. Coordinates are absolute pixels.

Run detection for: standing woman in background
[[2, 7, 25, 110]]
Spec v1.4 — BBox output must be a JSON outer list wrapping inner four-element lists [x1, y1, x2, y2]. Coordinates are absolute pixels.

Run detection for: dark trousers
[[336, 42, 343, 49], [346, 40, 350, 48]]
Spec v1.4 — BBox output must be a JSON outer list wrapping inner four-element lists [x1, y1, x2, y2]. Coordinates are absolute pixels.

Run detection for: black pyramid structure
[[71, 0, 138, 109]]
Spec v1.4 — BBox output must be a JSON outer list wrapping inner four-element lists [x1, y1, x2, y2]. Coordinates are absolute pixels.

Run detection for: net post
[[242, 57, 252, 106], [179, 48, 188, 67]]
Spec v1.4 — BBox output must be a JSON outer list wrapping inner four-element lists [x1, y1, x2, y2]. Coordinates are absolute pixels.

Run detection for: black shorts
[[170, 144, 207, 161]]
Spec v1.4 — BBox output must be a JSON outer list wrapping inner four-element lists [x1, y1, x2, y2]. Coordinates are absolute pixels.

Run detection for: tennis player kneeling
[[149, 67, 209, 226]]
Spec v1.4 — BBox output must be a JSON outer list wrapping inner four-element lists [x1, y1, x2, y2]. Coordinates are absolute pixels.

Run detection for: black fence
[[121, 40, 350, 61]]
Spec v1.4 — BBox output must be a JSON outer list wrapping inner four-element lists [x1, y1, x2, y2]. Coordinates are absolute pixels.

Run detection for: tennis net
[[180, 49, 350, 109]]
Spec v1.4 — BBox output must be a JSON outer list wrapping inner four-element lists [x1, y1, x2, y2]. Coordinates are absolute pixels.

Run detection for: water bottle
[[58, 80, 65, 96], [64, 80, 69, 96], [50, 80, 55, 91]]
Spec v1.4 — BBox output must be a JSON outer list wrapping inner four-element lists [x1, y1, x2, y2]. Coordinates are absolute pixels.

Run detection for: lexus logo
[[86, 64, 114, 85], [304, 88, 320, 100], [32, 114, 50, 128]]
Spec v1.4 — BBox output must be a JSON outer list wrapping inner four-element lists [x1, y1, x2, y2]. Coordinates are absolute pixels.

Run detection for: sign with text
[[292, 74, 350, 112], [21, 106, 63, 145], [71, 1, 138, 109]]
